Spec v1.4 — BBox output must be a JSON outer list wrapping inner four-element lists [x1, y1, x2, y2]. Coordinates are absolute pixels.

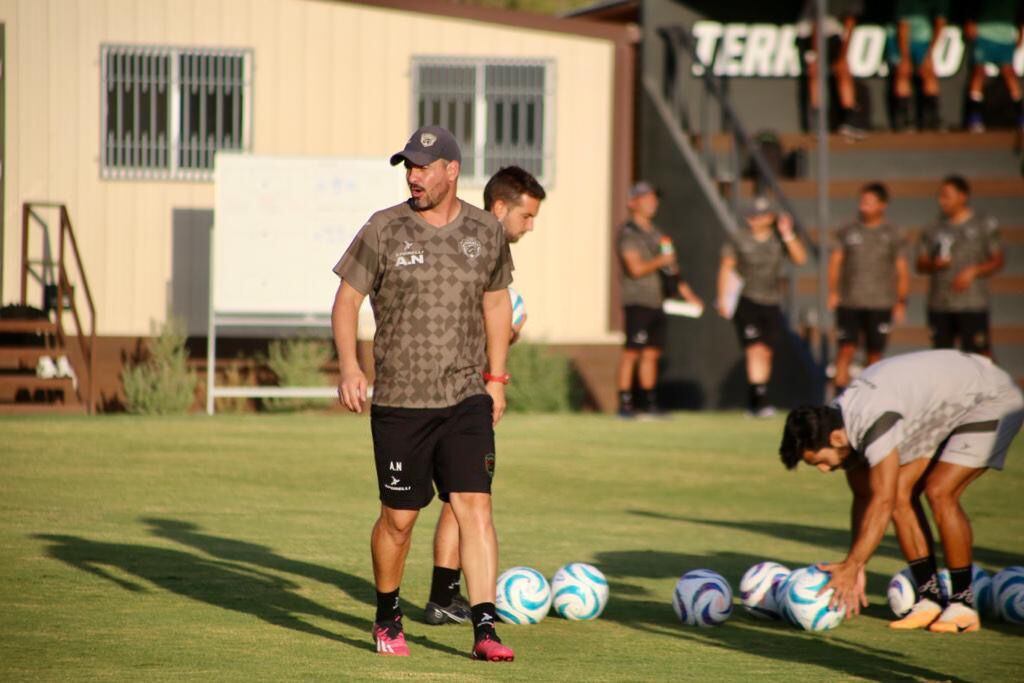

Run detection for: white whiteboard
[[213, 154, 406, 319]]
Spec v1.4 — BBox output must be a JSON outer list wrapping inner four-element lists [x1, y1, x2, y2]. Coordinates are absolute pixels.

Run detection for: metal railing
[[21, 202, 97, 413]]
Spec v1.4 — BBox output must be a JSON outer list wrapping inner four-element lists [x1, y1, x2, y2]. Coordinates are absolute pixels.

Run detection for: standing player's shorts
[[623, 305, 667, 349], [732, 296, 782, 348], [797, 34, 843, 65], [836, 307, 893, 354], [370, 394, 495, 510], [974, 36, 1016, 66], [928, 310, 991, 354], [886, 36, 932, 66], [940, 381, 1024, 471]]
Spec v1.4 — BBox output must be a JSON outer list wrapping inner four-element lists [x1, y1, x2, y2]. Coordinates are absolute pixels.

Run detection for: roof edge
[[342, 0, 636, 43]]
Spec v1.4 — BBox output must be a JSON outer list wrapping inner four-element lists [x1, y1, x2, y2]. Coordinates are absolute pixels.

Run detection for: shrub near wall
[[122, 319, 196, 414], [505, 344, 583, 413], [264, 338, 333, 412]]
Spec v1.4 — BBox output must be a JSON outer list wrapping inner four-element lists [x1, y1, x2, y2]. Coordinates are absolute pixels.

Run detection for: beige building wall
[[0, 0, 618, 343]]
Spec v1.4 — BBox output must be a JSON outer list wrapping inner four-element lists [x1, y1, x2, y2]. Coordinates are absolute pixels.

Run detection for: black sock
[[618, 391, 634, 412], [749, 383, 768, 412], [471, 602, 499, 642], [429, 566, 460, 606], [376, 588, 401, 622], [1016, 98, 1024, 125], [949, 565, 974, 606], [893, 97, 912, 131], [840, 106, 855, 126], [643, 389, 659, 412], [966, 94, 983, 122], [909, 557, 944, 604], [922, 95, 940, 130]]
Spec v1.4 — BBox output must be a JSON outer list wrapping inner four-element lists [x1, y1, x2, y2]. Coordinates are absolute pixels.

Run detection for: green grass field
[[2, 413, 1022, 681]]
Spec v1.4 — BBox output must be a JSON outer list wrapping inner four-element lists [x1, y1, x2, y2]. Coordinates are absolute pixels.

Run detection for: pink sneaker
[[472, 633, 514, 662], [372, 616, 410, 656]]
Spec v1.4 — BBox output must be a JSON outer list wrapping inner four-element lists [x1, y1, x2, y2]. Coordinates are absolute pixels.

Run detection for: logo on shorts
[[460, 237, 482, 260], [744, 324, 760, 339], [389, 461, 402, 472], [878, 323, 892, 335], [420, 132, 437, 147], [385, 475, 412, 492], [484, 452, 496, 480], [975, 332, 988, 348]]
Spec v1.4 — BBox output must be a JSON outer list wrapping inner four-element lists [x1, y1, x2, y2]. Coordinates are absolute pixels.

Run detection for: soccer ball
[[509, 287, 526, 327], [992, 566, 1024, 624], [971, 564, 995, 618], [781, 566, 845, 632], [773, 573, 799, 626], [551, 563, 609, 621], [672, 569, 733, 627], [496, 566, 552, 624], [887, 568, 916, 618], [938, 567, 951, 601], [739, 562, 790, 620]]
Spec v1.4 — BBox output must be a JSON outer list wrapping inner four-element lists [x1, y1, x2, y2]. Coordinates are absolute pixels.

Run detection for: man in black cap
[[615, 181, 704, 418], [332, 125, 516, 661]]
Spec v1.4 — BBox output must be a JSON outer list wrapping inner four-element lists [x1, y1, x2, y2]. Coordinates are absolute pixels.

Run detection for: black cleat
[[423, 593, 471, 625]]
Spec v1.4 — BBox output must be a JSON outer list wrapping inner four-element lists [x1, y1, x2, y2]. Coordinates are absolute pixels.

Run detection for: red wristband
[[483, 372, 511, 385]]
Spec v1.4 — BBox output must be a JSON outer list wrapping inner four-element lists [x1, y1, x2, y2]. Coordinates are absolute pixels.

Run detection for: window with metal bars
[[101, 45, 251, 180], [412, 58, 553, 184]]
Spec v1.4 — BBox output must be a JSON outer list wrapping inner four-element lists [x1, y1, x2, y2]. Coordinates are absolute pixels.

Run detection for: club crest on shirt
[[460, 237, 483, 260]]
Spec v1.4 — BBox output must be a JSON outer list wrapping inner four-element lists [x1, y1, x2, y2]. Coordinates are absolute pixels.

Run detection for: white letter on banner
[[932, 26, 963, 78], [692, 21, 722, 76], [774, 24, 802, 77], [742, 24, 778, 77], [716, 24, 748, 76], [848, 26, 886, 77]]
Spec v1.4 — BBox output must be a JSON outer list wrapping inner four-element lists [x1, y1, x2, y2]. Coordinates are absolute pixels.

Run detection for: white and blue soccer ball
[[971, 564, 995, 618], [773, 573, 799, 626], [672, 569, 733, 627], [781, 566, 846, 632], [509, 287, 526, 327], [938, 567, 951, 601], [993, 566, 1024, 624], [739, 562, 790, 620], [496, 566, 552, 624], [887, 568, 916, 618], [551, 563, 609, 621]]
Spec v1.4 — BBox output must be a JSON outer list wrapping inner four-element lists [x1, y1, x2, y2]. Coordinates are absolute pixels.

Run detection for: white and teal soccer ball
[[672, 569, 733, 627], [781, 566, 846, 632], [739, 562, 790, 620], [938, 567, 951, 601], [551, 563, 609, 621], [509, 287, 526, 327], [887, 568, 916, 618], [496, 566, 552, 624], [993, 566, 1024, 624], [773, 573, 799, 626], [971, 564, 995, 618]]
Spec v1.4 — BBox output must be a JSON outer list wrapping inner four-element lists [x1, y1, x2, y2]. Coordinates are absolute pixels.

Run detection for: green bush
[[505, 343, 584, 413], [264, 338, 333, 412], [122, 319, 196, 415]]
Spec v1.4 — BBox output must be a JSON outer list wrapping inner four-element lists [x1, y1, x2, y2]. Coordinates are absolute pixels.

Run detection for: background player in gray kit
[[717, 197, 807, 417], [828, 183, 909, 393], [615, 181, 704, 419], [331, 126, 516, 661], [422, 166, 546, 626], [780, 350, 1024, 634], [916, 175, 1004, 355]]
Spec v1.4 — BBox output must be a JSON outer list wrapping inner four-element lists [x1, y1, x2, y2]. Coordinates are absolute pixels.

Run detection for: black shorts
[[798, 34, 843, 65], [732, 296, 782, 348], [836, 307, 893, 354], [928, 310, 991, 354], [370, 394, 495, 510], [623, 305, 667, 349]]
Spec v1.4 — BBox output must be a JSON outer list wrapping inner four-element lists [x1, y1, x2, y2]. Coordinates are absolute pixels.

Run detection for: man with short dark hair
[[616, 181, 703, 418], [779, 350, 1023, 633], [828, 183, 909, 393], [917, 175, 1004, 355], [422, 165, 546, 627], [332, 125, 515, 661]]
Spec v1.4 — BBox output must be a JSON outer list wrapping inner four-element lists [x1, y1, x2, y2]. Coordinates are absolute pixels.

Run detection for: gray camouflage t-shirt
[[619, 221, 668, 308], [832, 222, 905, 310], [722, 230, 788, 305], [334, 200, 514, 408], [836, 350, 1012, 467], [917, 213, 1001, 312]]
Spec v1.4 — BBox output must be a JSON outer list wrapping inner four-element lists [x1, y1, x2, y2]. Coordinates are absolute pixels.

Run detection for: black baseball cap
[[389, 125, 462, 167]]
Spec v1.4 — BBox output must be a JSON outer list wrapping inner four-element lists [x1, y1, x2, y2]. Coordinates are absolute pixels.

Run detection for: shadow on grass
[[33, 532, 462, 657], [627, 509, 1024, 569], [594, 550, 966, 682]]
